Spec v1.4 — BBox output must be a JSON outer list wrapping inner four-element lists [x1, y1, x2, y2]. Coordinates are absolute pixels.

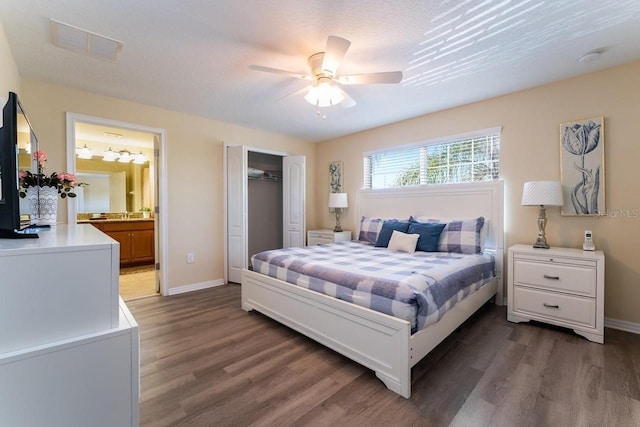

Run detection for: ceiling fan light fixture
[[304, 80, 344, 107]]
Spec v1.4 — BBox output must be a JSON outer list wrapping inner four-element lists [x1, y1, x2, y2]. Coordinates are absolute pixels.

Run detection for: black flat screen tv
[[0, 92, 41, 238]]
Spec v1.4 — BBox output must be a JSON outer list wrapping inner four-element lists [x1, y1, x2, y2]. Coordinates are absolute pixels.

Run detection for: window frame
[[363, 127, 501, 189]]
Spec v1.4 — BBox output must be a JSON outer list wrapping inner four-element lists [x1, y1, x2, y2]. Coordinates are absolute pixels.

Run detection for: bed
[[241, 181, 504, 398]]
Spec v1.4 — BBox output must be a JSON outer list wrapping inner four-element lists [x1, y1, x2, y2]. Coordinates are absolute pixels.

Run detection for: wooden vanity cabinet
[[91, 220, 155, 267]]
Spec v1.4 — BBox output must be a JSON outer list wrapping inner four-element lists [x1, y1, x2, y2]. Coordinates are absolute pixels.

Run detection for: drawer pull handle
[[543, 303, 559, 309], [543, 274, 560, 280]]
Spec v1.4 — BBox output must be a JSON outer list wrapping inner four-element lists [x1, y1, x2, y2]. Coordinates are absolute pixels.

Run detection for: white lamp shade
[[521, 181, 564, 206], [328, 192, 348, 208]]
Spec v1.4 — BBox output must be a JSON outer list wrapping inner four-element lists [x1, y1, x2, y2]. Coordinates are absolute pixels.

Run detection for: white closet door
[[227, 145, 247, 283], [283, 155, 306, 248]]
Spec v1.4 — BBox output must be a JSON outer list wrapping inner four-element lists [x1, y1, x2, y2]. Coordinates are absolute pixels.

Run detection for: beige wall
[[316, 60, 640, 325], [20, 79, 317, 291], [0, 20, 20, 98]]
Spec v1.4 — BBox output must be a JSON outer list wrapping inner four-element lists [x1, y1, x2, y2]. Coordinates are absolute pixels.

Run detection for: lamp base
[[533, 240, 550, 249], [333, 211, 343, 233], [532, 205, 550, 249]]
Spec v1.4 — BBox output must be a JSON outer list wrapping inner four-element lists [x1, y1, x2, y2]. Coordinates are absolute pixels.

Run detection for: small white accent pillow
[[387, 230, 420, 253]]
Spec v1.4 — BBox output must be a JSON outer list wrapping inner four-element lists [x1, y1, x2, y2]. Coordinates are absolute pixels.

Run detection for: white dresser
[[307, 229, 352, 246], [507, 244, 604, 343], [0, 225, 139, 426]]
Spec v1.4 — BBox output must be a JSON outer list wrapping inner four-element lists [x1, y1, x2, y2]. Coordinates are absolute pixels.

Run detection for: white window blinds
[[363, 127, 501, 189]]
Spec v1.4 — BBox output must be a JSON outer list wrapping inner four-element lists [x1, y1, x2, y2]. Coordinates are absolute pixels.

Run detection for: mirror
[[73, 123, 155, 217]]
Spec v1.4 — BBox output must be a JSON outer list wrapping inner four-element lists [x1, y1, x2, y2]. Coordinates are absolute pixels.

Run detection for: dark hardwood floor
[[127, 285, 640, 427]]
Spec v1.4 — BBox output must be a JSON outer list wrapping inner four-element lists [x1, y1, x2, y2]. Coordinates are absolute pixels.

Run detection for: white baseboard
[[166, 279, 225, 296], [605, 317, 640, 335]]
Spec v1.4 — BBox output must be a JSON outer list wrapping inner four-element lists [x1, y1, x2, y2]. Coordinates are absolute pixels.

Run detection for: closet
[[247, 152, 283, 262], [225, 144, 305, 284]]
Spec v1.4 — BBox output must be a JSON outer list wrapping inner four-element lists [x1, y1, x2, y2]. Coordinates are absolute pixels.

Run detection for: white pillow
[[387, 230, 419, 253]]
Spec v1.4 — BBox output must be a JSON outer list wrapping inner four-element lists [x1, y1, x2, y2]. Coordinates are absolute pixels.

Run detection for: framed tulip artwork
[[329, 161, 343, 193], [560, 117, 605, 216]]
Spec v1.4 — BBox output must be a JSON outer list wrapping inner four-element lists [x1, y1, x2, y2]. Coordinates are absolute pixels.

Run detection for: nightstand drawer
[[307, 230, 351, 246], [513, 260, 596, 297], [308, 231, 333, 240], [513, 286, 596, 328]]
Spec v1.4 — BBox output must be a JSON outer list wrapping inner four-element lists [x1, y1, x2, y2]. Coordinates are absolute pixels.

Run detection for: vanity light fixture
[[132, 151, 147, 164], [117, 150, 132, 163], [103, 147, 119, 162], [77, 144, 93, 159]]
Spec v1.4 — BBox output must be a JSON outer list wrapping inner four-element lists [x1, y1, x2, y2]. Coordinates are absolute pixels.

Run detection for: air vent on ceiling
[[50, 19, 123, 63]]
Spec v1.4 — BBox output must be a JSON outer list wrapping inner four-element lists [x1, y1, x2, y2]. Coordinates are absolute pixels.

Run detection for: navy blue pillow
[[374, 220, 410, 247], [408, 222, 446, 252]]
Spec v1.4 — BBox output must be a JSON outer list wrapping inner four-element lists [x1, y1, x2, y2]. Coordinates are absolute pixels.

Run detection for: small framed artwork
[[329, 161, 343, 193], [560, 117, 605, 216]]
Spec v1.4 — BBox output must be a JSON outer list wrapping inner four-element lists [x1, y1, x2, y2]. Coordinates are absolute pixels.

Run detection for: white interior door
[[227, 145, 247, 283], [283, 155, 306, 248]]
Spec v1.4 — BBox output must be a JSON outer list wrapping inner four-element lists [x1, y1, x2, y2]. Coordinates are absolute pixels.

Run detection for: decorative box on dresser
[[307, 229, 352, 246], [0, 225, 139, 427], [507, 244, 604, 343]]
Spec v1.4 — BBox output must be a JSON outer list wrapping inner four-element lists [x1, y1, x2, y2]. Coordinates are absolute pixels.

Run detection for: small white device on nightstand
[[583, 230, 595, 251]]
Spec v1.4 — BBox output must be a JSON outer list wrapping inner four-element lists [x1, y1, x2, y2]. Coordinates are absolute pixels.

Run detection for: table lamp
[[328, 193, 348, 232], [521, 181, 564, 249]]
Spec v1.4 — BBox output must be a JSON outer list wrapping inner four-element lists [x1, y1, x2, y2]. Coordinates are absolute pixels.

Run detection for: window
[[363, 127, 501, 189]]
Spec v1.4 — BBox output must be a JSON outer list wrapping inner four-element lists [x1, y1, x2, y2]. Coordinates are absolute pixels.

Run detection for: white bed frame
[[241, 181, 504, 398]]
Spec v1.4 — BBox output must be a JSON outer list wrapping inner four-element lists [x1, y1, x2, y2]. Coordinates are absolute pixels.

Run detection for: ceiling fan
[[251, 35, 403, 109]]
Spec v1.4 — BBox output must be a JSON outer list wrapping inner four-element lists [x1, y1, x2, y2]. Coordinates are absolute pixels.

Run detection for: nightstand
[[307, 230, 352, 246], [507, 244, 604, 343]]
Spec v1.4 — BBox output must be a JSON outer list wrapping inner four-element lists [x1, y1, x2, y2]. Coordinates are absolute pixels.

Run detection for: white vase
[[26, 186, 58, 226]]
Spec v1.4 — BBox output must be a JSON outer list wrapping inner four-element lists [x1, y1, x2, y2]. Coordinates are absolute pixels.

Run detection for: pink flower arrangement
[[19, 151, 84, 199]]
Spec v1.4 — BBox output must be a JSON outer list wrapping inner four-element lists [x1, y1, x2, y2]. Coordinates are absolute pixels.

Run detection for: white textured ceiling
[[1, 0, 640, 142]]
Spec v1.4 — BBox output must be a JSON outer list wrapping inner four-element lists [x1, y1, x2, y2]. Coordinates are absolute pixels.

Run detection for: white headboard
[[356, 181, 505, 304]]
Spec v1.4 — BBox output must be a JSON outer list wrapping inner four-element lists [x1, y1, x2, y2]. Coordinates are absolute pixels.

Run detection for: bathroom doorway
[[66, 113, 168, 299]]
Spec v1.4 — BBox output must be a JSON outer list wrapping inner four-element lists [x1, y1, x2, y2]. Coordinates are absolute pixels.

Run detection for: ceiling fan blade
[[338, 71, 403, 85], [275, 85, 311, 102], [339, 89, 357, 109], [322, 36, 351, 75], [250, 65, 313, 81]]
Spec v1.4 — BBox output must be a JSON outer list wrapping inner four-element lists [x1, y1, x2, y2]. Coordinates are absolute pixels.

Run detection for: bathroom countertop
[[77, 218, 154, 223]]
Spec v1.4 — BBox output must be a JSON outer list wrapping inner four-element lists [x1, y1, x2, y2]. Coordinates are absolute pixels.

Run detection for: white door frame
[[65, 113, 169, 296], [222, 142, 287, 284]]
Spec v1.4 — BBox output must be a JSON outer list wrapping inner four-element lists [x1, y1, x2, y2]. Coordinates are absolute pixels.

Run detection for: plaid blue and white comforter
[[251, 241, 495, 333]]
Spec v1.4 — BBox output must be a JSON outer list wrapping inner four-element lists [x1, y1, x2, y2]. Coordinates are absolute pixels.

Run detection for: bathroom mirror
[[73, 122, 155, 215]]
